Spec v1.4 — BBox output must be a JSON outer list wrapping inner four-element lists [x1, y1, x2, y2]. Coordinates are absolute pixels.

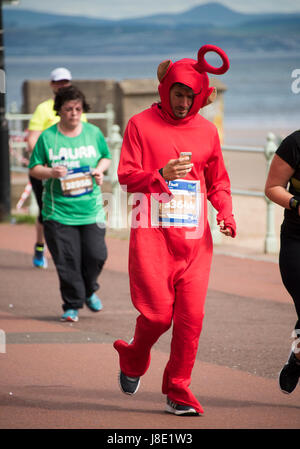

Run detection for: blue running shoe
[[61, 309, 79, 322], [33, 244, 48, 269], [86, 293, 103, 312]]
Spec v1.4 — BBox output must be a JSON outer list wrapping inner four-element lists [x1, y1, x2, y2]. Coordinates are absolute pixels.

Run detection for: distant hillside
[[3, 8, 113, 28], [120, 2, 252, 27], [3, 2, 300, 56], [4, 2, 300, 28]]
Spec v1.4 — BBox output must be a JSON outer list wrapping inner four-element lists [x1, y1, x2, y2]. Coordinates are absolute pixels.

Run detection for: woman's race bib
[[151, 179, 201, 227], [60, 166, 94, 197]]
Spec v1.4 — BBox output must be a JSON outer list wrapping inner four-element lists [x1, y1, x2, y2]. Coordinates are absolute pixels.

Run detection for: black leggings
[[44, 220, 107, 311], [279, 232, 300, 332]]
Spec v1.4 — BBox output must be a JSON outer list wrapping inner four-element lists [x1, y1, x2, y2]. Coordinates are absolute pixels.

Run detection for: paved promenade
[[0, 222, 299, 432]]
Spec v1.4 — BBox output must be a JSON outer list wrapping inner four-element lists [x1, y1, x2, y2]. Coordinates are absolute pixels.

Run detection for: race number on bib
[[60, 166, 93, 197], [151, 179, 201, 227]]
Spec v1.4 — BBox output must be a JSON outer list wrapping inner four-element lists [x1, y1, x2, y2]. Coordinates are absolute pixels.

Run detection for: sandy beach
[[224, 125, 295, 147], [222, 125, 292, 191]]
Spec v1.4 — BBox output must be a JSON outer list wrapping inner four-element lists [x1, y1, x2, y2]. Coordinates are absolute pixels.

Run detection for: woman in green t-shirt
[[29, 86, 112, 322]]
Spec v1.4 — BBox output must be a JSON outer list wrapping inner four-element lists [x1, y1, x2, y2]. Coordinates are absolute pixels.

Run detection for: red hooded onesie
[[114, 45, 236, 414]]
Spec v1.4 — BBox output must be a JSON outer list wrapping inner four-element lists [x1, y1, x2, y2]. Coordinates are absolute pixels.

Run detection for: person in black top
[[265, 130, 300, 394]]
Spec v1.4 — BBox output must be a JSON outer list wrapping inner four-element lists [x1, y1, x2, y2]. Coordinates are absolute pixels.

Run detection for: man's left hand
[[219, 220, 233, 237]]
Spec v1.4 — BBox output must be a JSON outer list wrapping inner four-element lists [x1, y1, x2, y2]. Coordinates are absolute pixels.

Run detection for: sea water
[[5, 50, 300, 131]]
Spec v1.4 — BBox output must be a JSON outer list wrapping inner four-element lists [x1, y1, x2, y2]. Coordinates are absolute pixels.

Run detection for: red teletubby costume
[[114, 45, 236, 414]]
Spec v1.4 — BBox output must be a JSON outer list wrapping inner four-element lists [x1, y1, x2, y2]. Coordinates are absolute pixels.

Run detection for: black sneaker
[[165, 397, 199, 416], [279, 351, 300, 394], [118, 371, 140, 395]]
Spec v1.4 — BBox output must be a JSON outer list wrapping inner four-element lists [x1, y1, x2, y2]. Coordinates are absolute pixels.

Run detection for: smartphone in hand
[[180, 152, 192, 162]]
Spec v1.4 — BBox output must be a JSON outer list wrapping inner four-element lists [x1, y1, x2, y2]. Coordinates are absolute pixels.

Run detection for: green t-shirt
[[29, 122, 112, 225]]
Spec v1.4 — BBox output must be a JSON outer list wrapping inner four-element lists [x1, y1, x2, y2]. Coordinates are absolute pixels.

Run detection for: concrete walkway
[[0, 223, 299, 431]]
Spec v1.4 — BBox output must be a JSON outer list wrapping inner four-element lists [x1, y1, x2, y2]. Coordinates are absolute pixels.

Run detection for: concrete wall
[[201, 78, 227, 144], [115, 78, 159, 134], [22, 79, 116, 137], [22, 77, 227, 137]]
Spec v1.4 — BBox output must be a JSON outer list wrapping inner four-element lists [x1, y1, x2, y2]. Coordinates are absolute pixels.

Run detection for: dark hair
[[171, 82, 194, 94], [54, 85, 90, 114]]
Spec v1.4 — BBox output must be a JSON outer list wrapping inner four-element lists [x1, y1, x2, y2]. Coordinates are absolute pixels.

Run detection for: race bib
[[60, 166, 93, 197], [151, 179, 201, 227]]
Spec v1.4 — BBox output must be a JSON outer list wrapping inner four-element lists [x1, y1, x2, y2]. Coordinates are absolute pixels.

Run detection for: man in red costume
[[114, 45, 236, 416]]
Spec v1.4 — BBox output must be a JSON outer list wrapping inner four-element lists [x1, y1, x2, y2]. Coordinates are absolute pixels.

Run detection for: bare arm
[[29, 164, 68, 180], [92, 158, 112, 186], [27, 130, 42, 153], [265, 154, 295, 210]]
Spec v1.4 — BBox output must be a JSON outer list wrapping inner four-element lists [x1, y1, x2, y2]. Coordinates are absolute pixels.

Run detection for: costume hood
[[157, 44, 230, 121]]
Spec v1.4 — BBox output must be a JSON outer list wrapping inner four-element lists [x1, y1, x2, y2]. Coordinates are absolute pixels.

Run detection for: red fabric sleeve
[[117, 120, 172, 201], [204, 130, 236, 237]]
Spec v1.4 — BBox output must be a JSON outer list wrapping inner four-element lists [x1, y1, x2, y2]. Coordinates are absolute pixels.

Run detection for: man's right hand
[[161, 157, 193, 181]]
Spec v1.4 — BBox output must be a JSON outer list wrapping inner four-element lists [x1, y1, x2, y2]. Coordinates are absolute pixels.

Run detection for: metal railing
[[7, 102, 116, 172], [7, 103, 123, 218], [209, 132, 279, 253], [8, 103, 280, 253]]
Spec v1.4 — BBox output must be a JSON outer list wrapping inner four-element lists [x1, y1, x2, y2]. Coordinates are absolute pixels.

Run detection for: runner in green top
[[29, 120, 111, 225], [29, 86, 112, 322], [27, 67, 87, 268]]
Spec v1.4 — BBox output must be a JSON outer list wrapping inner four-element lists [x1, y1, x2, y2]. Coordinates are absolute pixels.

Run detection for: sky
[[4, 0, 300, 19]]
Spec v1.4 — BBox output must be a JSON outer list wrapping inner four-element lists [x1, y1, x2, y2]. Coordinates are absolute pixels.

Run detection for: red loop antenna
[[196, 44, 230, 75]]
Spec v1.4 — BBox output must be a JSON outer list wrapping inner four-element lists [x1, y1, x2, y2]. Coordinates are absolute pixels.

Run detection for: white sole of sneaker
[[165, 403, 199, 416], [60, 316, 79, 323], [33, 263, 48, 269], [33, 257, 48, 269]]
